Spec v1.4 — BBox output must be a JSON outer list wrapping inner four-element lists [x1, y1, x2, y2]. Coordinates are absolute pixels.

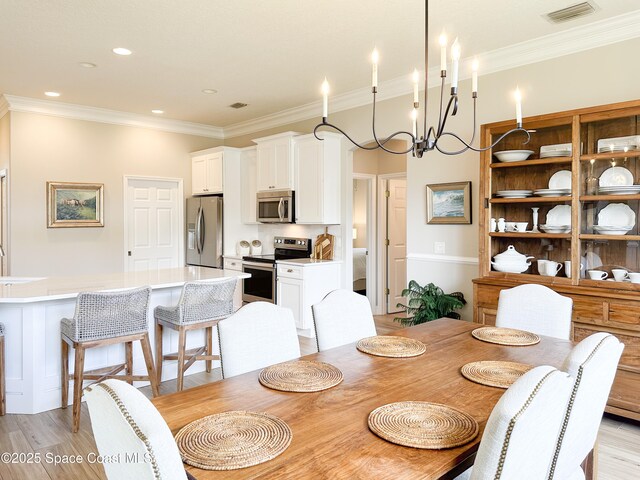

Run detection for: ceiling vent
[[544, 2, 596, 23], [229, 102, 248, 109]]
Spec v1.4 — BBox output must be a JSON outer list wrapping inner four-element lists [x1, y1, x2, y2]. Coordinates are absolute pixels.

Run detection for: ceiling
[[1, 0, 639, 128]]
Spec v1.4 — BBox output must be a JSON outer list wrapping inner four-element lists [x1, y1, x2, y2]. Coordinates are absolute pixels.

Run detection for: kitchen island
[[0, 266, 249, 414]]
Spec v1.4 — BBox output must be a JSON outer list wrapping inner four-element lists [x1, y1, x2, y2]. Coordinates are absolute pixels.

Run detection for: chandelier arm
[[436, 94, 458, 138], [436, 76, 445, 137], [314, 122, 379, 150], [436, 127, 531, 153], [370, 91, 416, 154], [377, 131, 416, 154], [436, 97, 478, 156]]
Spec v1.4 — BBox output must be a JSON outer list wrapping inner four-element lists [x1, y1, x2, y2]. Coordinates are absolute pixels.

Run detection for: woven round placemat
[[471, 327, 540, 346], [175, 411, 292, 470], [368, 401, 479, 449], [259, 360, 343, 392], [461, 360, 533, 389], [356, 336, 426, 358]]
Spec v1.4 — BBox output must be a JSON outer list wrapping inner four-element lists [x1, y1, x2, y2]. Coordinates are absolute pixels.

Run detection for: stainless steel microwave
[[256, 190, 295, 223]]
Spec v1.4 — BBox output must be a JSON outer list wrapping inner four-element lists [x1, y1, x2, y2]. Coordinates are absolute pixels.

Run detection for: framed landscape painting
[[47, 182, 104, 228], [426, 181, 472, 224]]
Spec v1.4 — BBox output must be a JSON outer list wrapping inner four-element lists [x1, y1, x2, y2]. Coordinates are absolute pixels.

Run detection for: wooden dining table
[[153, 318, 575, 479]]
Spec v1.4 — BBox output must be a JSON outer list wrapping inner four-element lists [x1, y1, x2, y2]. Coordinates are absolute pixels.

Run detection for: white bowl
[[493, 150, 535, 162], [593, 225, 633, 235]]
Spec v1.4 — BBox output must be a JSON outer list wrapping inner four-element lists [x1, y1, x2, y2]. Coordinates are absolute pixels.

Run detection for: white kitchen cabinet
[[223, 256, 244, 311], [294, 132, 341, 224], [191, 151, 223, 195], [240, 146, 259, 224], [276, 261, 341, 337], [253, 132, 299, 192]]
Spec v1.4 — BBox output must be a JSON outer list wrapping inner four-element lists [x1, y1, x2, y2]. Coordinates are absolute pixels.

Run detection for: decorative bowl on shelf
[[493, 150, 535, 162], [539, 224, 571, 234]]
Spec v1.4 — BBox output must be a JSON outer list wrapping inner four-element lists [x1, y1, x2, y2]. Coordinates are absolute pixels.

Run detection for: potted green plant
[[395, 280, 466, 326]]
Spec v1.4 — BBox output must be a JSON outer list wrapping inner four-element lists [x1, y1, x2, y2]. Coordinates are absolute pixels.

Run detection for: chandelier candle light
[[314, 0, 530, 158]]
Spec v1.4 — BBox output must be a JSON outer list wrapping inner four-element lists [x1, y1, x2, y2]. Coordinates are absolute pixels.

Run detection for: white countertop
[[276, 258, 343, 266], [0, 267, 249, 303]]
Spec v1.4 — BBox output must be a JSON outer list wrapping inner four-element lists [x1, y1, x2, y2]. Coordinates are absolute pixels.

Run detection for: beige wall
[[352, 178, 367, 248], [225, 37, 640, 319], [8, 112, 220, 276]]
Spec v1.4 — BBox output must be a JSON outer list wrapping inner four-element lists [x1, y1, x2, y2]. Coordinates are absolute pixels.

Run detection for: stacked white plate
[[534, 188, 571, 197], [599, 166, 634, 187], [595, 203, 636, 235], [542, 205, 572, 233], [540, 143, 572, 158], [598, 185, 640, 195], [597, 135, 640, 153], [496, 190, 533, 198]]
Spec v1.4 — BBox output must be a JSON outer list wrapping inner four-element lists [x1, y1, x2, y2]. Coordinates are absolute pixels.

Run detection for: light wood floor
[[0, 315, 638, 479]]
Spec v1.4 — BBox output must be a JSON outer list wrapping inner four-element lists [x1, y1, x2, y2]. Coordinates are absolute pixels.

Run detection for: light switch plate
[[434, 242, 445, 254]]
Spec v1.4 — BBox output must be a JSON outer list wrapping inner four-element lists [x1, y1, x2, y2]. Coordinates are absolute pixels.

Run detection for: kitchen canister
[[236, 240, 250, 256], [250, 239, 262, 255]]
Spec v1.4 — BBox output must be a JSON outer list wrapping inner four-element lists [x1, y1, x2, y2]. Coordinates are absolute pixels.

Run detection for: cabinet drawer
[[572, 298, 606, 325], [223, 258, 243, 271], [277, 264, 304, 279], [608, 302, 640, 331], [573, 323, 640, 371]]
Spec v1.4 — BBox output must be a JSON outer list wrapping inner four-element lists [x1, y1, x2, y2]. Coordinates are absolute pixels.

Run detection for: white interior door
[[387, 178, 407, 313], [125, 177, 182, 272]]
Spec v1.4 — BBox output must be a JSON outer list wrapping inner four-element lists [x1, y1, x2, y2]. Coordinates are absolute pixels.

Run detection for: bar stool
[[154, 278, 236, 392], [0, 322, 5, 416], [61, 286, 158, 432]]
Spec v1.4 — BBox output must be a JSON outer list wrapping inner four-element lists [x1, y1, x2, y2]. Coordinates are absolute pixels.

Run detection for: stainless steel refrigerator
[[186, 196, 223, 268]]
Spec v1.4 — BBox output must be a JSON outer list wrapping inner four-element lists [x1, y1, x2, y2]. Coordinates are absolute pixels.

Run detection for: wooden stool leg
[[140, 333, 159, 397], [72, 345, 85, 433], [155, 322, 163, 383], [61, 339, 69, 409], [0, 335, 5, 416], [176, 328, 187, 392], [206, 326, 213, 373], [125, 342, 133, 385]]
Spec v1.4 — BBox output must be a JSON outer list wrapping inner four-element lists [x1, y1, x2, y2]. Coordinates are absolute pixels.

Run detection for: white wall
[[8, 112, 220, 276]]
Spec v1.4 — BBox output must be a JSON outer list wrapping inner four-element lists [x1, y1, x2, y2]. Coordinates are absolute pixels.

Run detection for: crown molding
[[223, 9, 640, 139], [0, 95, 8, 119], [1, 95, 224, 139]]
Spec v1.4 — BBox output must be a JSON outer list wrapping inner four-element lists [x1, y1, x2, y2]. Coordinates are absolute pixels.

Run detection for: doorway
[[124, 176, 183, 272], [352, 174, 376, 307], [0, 170, 6, 275], [384, 176, 407, 313]]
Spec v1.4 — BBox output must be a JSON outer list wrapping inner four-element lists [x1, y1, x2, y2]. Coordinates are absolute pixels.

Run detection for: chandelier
[[313, 0, 530, 158]]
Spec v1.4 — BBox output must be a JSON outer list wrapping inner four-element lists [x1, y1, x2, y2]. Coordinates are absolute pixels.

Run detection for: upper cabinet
[[294, 132, 342, 224], [191, 149, 223, 195], [253, 132, 299, 192], [240, 146, 259, 224]]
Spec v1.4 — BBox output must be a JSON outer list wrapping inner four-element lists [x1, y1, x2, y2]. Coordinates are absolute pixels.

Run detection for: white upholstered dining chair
[[495, 284, 572, 339], [548, 332, 624, 480], [456, 365, 573, 480], [84, 379, 192, 480], [217, 302, 300, 378], [312, 289, 377, 351]]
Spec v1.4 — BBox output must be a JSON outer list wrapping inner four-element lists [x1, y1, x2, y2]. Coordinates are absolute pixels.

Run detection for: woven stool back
[[70, 287, 151, 341], [176, 279, 236, 324]]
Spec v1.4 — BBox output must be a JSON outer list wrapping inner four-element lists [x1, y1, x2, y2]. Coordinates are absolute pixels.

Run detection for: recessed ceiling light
[[79, 62, 97, 68], [112, 47, 132, 56], [202, 89, 218, 94], [44, 91, 61, 97], [151, 109, 164, 114]]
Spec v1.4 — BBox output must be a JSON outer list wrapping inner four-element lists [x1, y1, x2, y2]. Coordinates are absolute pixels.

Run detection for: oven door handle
[[242, 261, 275, 270]]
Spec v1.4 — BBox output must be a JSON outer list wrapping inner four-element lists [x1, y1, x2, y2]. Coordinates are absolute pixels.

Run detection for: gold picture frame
[[426, 181, 472, 224], [47, 182, 104, 228]]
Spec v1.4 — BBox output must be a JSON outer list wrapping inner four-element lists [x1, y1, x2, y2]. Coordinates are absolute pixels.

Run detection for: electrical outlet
[[434, 242, 445, 254]]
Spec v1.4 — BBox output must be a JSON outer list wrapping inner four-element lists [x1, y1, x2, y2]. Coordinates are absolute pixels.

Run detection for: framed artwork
[[47, 182, 104, 228], [426, 181, 472, 224]]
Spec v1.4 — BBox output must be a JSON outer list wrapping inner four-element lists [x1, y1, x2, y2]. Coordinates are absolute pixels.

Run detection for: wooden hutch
[[473, 99, 640, 421]]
